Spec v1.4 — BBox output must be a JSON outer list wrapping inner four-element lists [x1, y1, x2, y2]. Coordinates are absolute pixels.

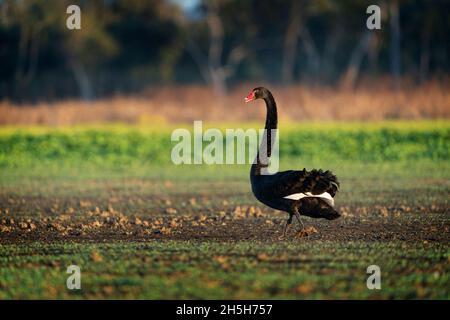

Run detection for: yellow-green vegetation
[[0, 121, 449, 170]]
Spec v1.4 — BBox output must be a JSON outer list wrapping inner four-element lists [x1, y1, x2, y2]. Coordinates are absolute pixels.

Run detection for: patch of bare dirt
[[0, 199, 448, 244]]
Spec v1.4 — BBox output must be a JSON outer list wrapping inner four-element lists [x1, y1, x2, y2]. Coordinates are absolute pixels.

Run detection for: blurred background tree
[[0, 0, 448, 102]]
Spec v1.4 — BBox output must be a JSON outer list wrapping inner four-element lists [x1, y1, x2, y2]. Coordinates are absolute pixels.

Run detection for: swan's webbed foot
[[296, 226, 319, 237], [279, 212, 316, 239], [278, 215, 293, 240], [292, 209, 318, 237]]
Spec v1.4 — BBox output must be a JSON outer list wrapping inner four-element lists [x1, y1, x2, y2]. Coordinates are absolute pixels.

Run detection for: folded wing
[[267, 168, 339, 201]]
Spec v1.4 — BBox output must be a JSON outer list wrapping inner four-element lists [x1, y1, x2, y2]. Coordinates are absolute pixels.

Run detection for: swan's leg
[[293, 208, 305, 231], [279, 215, 293, 238]]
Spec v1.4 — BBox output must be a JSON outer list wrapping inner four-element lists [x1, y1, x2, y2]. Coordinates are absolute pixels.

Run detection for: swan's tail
[[297, 197, 341, 220]]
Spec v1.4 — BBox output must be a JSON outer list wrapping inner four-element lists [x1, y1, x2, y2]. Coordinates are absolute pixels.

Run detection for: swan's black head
[[244, 87, 270, 103]]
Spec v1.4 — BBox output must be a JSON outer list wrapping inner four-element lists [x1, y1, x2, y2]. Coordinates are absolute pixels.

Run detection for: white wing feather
[[283, 192, 335, 207]]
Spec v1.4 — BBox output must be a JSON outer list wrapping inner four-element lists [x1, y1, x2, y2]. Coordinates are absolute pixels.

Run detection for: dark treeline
[[0, 0, 448, 102]]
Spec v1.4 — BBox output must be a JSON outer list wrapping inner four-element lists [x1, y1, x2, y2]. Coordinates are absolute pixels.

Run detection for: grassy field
[[0, 121, 449, 299]]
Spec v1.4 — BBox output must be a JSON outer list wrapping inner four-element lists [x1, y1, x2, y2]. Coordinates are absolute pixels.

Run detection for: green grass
[[0, 241, 448, 299], [1, 161, 449, 209], [0, 121, 449, 299], [1, 121, 449, 170]]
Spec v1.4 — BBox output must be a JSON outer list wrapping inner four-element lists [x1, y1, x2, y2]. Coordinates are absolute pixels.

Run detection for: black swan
[[245, 87, 341, 237]]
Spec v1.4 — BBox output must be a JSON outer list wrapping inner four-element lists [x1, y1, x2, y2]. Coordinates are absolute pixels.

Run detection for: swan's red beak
[[244, 91, 255, 103]]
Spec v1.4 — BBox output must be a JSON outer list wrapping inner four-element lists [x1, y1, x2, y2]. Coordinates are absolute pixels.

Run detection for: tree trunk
[[321, 29, 342, 82], [341, 31, 373, 89], [301, 27, 320, 84], [206, 3, 227, 96], [68, 57, 94, 101], [24, 29, 41, 85], [389, 0, 401, 88], [419, 30, 430, 83], [186, 2, 246, 97], [282, 2, 301, 84], [13, 25, 30, 101]]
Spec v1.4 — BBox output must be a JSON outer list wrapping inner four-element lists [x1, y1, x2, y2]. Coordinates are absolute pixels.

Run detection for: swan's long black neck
[[251, 92, 278, 176]]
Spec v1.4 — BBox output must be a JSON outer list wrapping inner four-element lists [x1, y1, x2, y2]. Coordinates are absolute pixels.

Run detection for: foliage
[[0, 0, 449, 100], [0, 122, 448, 169]]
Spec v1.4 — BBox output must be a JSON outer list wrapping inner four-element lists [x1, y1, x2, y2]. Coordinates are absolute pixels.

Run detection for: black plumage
[[246, 87, 341, 237]]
